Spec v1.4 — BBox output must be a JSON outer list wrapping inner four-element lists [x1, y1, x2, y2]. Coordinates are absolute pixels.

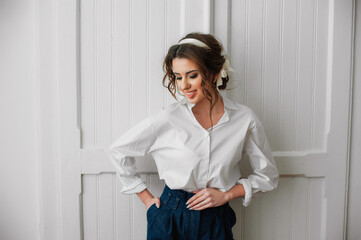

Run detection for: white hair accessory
[[216, 57, 234, 91], [178, 38, 211, 49]]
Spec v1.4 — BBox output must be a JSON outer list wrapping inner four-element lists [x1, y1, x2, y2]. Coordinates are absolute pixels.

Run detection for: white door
[[52, 0, 353, 239]]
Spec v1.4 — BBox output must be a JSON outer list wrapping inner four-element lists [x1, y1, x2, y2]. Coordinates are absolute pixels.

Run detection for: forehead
[[172, 58, 199, 74]]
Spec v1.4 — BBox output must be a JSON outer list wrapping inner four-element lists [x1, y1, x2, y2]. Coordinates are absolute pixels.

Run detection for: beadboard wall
[[27, 0, 355, 239]]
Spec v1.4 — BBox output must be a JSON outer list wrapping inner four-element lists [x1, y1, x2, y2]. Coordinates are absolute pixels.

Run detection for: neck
[[192, 92, 224, 117]]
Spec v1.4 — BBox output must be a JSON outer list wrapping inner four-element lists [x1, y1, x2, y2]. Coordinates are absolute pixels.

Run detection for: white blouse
[[106, 95, 279, 207]]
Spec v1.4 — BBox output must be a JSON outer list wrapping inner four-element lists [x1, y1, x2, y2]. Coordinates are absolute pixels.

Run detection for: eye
[[189, 73, 198, 79], [176, 76, 182, 80]]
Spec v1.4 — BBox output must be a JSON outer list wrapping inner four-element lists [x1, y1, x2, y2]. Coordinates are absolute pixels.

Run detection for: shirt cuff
[[238, 179, 252, 207], [118, 178, 147, 194]]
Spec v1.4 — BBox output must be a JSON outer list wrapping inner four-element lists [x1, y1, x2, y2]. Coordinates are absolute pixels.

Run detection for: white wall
[[0, 0, 40, 240], [0, 1, 360, 240]]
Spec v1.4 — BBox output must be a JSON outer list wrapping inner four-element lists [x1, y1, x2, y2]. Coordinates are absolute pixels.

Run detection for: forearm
[[137, 188, 162, 210], [136, 188, 154, 205], [225, 184, 246, 201]]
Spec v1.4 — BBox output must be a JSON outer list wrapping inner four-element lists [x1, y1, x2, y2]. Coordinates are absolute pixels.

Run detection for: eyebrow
[[173, 70, 198, 75]]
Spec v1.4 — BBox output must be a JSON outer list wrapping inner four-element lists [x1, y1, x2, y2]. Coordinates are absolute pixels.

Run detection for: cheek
[[194, 77, 203, 89]]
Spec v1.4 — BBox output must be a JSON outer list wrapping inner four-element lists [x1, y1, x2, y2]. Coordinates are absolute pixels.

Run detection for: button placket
[[202, 132, 211, 184], [206, 132, 211, 184]]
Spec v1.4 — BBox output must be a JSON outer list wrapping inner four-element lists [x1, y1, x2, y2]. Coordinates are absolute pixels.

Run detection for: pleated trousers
[[147, 185, 236, 240]]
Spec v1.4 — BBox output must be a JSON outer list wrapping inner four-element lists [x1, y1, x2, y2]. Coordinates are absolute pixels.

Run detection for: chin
[[187, 96, 206, 105]]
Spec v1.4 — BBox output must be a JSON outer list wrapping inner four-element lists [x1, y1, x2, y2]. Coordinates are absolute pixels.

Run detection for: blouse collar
[[179, 93, 238, 131], [179, 93, 238, 111]]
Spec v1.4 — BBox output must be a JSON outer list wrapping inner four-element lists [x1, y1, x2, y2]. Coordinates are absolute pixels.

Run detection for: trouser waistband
[[160, 185, 230, 211]]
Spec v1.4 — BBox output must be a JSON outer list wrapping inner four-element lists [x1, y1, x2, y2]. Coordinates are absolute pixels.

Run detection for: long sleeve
[[106, 117, 157, 194], [237, 113, 279, 207]]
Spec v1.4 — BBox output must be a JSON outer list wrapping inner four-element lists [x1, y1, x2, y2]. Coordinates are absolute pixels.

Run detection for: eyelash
[[175, 74, 198, 80], [189, 74, 198, 79]]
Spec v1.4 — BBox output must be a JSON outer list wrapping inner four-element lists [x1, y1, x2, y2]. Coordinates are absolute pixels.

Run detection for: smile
[[186, 90, 197, 98]]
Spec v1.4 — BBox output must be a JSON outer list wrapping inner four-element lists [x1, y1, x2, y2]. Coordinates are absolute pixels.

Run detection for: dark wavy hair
[[162, 33, 229, 124]]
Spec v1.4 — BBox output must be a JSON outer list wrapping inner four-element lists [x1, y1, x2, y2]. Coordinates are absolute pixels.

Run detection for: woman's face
[[172, 57, 210, 105]]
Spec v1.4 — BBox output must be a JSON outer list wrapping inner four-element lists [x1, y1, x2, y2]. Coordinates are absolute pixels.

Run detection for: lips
[[185, 90, 197, 98]]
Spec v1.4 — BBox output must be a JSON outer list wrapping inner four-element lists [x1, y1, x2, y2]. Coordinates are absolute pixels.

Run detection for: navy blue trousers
[[146, 185, 236, 240]]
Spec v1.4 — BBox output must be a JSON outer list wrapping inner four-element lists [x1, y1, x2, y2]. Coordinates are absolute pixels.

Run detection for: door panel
[[57, 0, 352, 239]]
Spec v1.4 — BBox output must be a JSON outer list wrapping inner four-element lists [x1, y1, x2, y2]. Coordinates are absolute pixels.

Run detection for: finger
[[186, 189, 206, 205], [191, 197, 211, 210], [154, 197, 161, 208], [195, 202, 213, 211], [187, 194, 207, 209]]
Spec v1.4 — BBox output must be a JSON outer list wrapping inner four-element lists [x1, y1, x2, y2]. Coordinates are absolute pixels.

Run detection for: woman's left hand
[[185, 188, 230, 211]]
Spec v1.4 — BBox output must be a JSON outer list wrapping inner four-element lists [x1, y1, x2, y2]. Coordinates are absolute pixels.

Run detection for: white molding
[[57, 0, 82, 239], [344, 0, 356, 237], [323, 0, 353, 238], [79, 148, 328, 177], [38, 0, 62, 239], [34, 0, 44, 238], [203, 0, 213, 33], [346, 0, 361, 238]]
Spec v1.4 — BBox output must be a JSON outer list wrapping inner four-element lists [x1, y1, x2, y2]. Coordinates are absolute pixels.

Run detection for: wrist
[[224, 190, 233, 202], [226, 184, 246, 202], [136, 189, 154, 205]]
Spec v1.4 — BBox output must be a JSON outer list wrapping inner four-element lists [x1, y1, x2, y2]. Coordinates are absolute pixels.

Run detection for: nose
[[178, 78, 190, 91]]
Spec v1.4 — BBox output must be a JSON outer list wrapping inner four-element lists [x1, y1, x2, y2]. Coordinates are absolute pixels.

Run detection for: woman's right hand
[[145, 197, 161, 210], [136, 189, 161, 210]]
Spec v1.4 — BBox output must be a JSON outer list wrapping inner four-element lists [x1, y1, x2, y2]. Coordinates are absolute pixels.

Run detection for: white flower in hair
[[216, 57, 234, 90]]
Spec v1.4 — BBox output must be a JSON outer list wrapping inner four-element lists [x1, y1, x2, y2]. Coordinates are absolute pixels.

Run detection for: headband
[[178, 38, 211, 49], [178, 38, 232, 91]]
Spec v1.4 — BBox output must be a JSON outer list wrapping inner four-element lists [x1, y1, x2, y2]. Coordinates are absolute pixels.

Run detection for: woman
[[107, 32, 279, 240]]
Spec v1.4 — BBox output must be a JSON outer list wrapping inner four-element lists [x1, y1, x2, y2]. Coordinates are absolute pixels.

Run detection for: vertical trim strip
[[180, 0, 185, 36], [77, 0, 83, 147], [258, 195, 263, 240], [261, 0, 267, 122], [79, 175, 84, 240], [110, 0, 114, 142], [244, 0, 249, 104], [163, 0, 167, 109], [306, 178, 311, 239], [110, 6, 115, 237], [55, 0, 63, 236], [294, 0, 301, 150], [130, 194, 134, 240], [96, 175, 100, 240], [290, 177, 295, 239], [129, 0, 133, 127], [34, 1, 43, 238], [146, 0, 150, 116], [311, 0, 319, 149], [277, 0, 284, 150], [203, 0, 212, 33], [344, 0, 357, 238], [113, 174, 117, 240], [226, 0, 231, 54], [94, 0, 98, 147], [129, 1, 133, 239], [324, 0, 334, 147]]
